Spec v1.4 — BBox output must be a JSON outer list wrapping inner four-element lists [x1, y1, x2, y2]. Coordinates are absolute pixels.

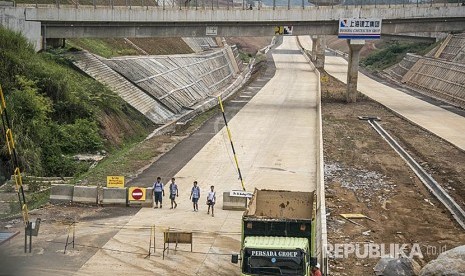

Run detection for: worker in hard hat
[[312, 263, 322, 276]]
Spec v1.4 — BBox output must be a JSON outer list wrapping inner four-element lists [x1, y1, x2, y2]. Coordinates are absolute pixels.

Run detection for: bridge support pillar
[[311, 35, 325, 69], [311, 36, 318, 62], [315, 36, 326, 69], [346, 39, 365, 103]]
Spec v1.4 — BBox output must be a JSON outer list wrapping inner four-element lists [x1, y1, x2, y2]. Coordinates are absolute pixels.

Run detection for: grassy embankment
[[361, 40, 439, 71], [0, 27, 154, 216]]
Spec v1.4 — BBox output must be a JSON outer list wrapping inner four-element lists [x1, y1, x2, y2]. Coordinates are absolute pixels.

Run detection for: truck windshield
[[242, 248, 305, 275]]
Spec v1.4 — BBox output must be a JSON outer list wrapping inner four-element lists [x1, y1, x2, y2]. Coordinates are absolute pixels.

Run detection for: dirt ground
[[326, 35, 385, 58], [226, 37, 273, 55], [320, 71, 465, 274]]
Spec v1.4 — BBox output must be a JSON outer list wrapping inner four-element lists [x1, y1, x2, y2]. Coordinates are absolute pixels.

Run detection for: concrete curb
[[50, 184, 74, 204], [73, 186, 98, 205], [298, 36, 328, 274], [102, 187, 127, 206], [222, 192, 247, 211]]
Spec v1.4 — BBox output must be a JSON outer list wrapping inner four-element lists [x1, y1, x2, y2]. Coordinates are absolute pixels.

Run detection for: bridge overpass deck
[[75, 36, 321, 275], [17, 4, 465, 37]]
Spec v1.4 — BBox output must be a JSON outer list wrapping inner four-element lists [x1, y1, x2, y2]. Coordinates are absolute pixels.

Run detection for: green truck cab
[[232, 189, 317, 275]]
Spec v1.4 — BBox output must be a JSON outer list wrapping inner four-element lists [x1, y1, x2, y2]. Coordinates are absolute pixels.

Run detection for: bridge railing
[[15, 0, 465, 9]]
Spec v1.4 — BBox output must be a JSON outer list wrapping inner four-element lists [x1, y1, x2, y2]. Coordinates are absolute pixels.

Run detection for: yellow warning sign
[[107, 176, 125, 188], [129, 187, 146, 201], [274, 26, 284, 35], [274, 26, 293, 35]]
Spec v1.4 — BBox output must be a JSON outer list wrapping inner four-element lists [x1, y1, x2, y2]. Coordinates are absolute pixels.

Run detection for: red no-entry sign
[[131, 188, 144, 201]]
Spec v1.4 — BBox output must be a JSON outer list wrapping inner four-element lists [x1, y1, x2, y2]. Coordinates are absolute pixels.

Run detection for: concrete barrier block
[[50, 184, 74, 204], [128, 187, 153, 207], [73, 186, 98, 204], [102, 187, 127, 206], [222, 192, 247, 211]]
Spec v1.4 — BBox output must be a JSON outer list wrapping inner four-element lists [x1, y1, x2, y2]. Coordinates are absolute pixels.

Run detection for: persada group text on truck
[[231, 189, 317, 276]]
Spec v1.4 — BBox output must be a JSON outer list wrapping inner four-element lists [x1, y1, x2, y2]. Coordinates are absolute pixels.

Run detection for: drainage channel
[[361, 116, 465, 230]]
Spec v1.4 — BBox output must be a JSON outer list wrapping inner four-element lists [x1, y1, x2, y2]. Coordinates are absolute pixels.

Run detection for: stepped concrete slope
[[182, 37, 218, 52], [103, 49, 237, 113], [401, 57, 465, 108], [384, 33, 465, 109], [231, 45, 245, 72], [71, 51, 176, 124], [384, 53, 421, 81], [435, 33, 465, 63]]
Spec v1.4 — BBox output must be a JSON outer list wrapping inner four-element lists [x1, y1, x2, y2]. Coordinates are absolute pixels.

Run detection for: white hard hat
[[315, 263, 320, 269]]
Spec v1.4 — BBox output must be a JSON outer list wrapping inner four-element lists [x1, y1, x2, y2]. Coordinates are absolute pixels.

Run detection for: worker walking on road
[[169, 178, 178, 209], [312, 263, 322, 276], [206, 185, 216, 217], [152, 177, 165, 209], [190, 181, 200, 212]]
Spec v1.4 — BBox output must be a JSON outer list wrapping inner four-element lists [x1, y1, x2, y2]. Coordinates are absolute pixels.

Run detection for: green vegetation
[[67, 38, 139, 58], [74, 107, 221, 186], [239, 51, 253, 63], [73, 137, 161, 186], [361, 41, 434, 70], [0, 27, 154, 181]]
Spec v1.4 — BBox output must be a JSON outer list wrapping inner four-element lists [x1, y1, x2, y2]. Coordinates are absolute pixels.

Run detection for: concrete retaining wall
[[73, 186, 98, 204], [146, 59, 252, 139], [102, 187, 127, 206], [71, 51, 176, 124], [0, 7, 42, 51], [385, 50, 465, 110], [103, 49, 235, 114], [50, 184, 74, 204], [182, 37, 217, 53], [384, 53, 421, 81], [437, 33, 465, 63], [222, 192, 247, 211]]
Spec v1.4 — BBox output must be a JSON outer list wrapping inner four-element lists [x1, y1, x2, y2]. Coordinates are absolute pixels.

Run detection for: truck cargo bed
[[245, 189, 314, 220], [243, 189, 314, 239]]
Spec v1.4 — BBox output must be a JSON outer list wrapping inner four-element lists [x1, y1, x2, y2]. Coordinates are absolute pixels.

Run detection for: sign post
[[107, 176, 125, 188], [129, 187, 146, 201], [206, 26, 218, 36], [338, 18, 382, 40], [274, 26, 293, 35], [230, 190, 253, 198]]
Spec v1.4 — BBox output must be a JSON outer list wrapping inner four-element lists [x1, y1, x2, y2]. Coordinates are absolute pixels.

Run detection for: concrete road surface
[[77, 36, 320, 275], [299, 35, 465, 151]]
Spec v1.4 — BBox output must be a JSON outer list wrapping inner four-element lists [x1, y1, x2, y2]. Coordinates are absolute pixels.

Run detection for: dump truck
[[232, 188, 316, 275]]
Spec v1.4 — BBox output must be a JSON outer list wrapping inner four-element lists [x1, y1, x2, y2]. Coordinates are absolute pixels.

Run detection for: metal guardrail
[[366, 118, 465, 230]]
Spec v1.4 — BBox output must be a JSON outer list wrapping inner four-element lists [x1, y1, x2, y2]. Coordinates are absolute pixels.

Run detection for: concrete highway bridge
[[7, 3, 465, 39]]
